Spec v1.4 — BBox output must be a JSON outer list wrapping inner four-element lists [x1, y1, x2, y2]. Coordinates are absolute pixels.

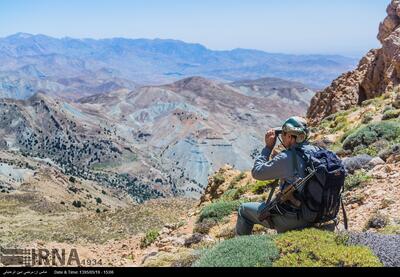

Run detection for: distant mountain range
[[0, 33, 357, 100]]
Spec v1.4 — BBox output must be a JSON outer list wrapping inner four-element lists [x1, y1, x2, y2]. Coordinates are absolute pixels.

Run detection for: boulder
[[367, 157, 386, 169], [343, 154, 374, 174]]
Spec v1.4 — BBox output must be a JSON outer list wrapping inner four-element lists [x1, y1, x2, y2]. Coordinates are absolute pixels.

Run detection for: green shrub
[[140, 229, 160, 249], [193, 235, 279, 267], [221, 189, 240, 201], [234, 172, 246, 182], [213, 174, 225, 186], [382, 109, 400, 120], [343, 120, 400, 151], [353, 145, 379, 157], [95, 197, 102, 204], [330, 115, 349, 132], [238, 183, 251, 194], [353, 139, 390, 157], [251, 180, 276, 195], [379, 225, 400, 235], [198, 200, 242, 223], [345, 171, 372, 191], [228, 172, 247, 189], [72, 200, 82, 208], [273, 228, 382, 267], [362, 112, 374, 124], [340, 124, 365, 143]]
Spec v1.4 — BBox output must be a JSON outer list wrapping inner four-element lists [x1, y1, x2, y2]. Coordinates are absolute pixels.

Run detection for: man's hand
[[265, 129, 277, 150]]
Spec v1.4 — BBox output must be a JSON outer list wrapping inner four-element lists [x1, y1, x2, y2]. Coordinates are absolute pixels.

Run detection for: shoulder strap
[[291, 148, 300, 177]]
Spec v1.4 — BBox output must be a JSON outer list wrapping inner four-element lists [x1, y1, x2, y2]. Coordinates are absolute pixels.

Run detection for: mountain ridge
[[0, 33, 357, 101]]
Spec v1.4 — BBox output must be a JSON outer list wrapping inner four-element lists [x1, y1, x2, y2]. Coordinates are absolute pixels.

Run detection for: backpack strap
[[291, 148, 300, 177], [291, 145, 312, 177]]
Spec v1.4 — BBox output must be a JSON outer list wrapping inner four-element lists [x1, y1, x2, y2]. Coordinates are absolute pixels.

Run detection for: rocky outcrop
[[308, 0, 400, 125]]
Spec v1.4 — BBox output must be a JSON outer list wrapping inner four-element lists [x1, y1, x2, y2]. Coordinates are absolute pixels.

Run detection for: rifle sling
[[266, 180, 279, 204], [341, 197, 349, 230]]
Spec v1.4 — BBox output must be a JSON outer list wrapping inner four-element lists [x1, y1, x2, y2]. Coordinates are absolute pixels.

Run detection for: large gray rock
[[367, 157, 386, 169], [343, 155, 374, 174]]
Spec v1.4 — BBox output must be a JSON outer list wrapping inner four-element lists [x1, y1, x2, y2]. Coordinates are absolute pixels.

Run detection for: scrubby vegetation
[[221, 189, 240, 201], [382, 109, 400, 120], [198, 200, 242, 223], [193, 235, 279, 267], [140, 229, 160, 249], [191, 229, 382, 267], [345, 171, 372, 191], [320, 110, 353, 133], [343, 120, 400, 152], [365, 212, 390, 230], [250, 180, 276, 195], [213, 174, 225, 186], [273, 229, 382, 267]]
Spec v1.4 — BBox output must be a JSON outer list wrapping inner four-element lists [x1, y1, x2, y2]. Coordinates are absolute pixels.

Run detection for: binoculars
[[274, 128, 283, 136]]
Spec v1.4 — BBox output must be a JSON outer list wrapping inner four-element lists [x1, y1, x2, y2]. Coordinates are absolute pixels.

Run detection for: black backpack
[[293, 146, 347, 228]]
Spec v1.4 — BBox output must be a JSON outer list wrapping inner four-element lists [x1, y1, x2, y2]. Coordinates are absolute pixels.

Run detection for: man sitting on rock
[[236, 116, 320, 235]]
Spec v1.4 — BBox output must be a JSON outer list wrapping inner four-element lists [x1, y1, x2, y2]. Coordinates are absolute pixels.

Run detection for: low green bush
[[273, 228, 382, 267], [345, 171, 372, 191], [353, 145, 379, 157], [353, 139, 390, 157], [379, 225, 400, 235], [343, 120, 400, 151], [382, 109, 400, 120], [362, 112, 374, 124], [331, 115, 350, 132], [340, 124, 365, 143], [250, 180, 277, 195], [140, 229, 160, 249], [198, 200, 242, 223], [193, 235, 279, 267], [213, 174, 225, 186], [228, 172, 247, 189], [221, 189, 240, 201]]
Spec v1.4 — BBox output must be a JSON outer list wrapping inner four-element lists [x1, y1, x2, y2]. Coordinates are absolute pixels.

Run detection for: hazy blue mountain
[[0, 33, 358, 100]]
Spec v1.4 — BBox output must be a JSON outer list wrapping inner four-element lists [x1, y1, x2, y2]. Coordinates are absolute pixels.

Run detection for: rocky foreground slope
[[2, 83, 400, 267]]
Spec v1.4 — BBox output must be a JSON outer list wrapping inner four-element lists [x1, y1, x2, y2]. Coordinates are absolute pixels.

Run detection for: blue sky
[[0, 0, 390, 57]]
